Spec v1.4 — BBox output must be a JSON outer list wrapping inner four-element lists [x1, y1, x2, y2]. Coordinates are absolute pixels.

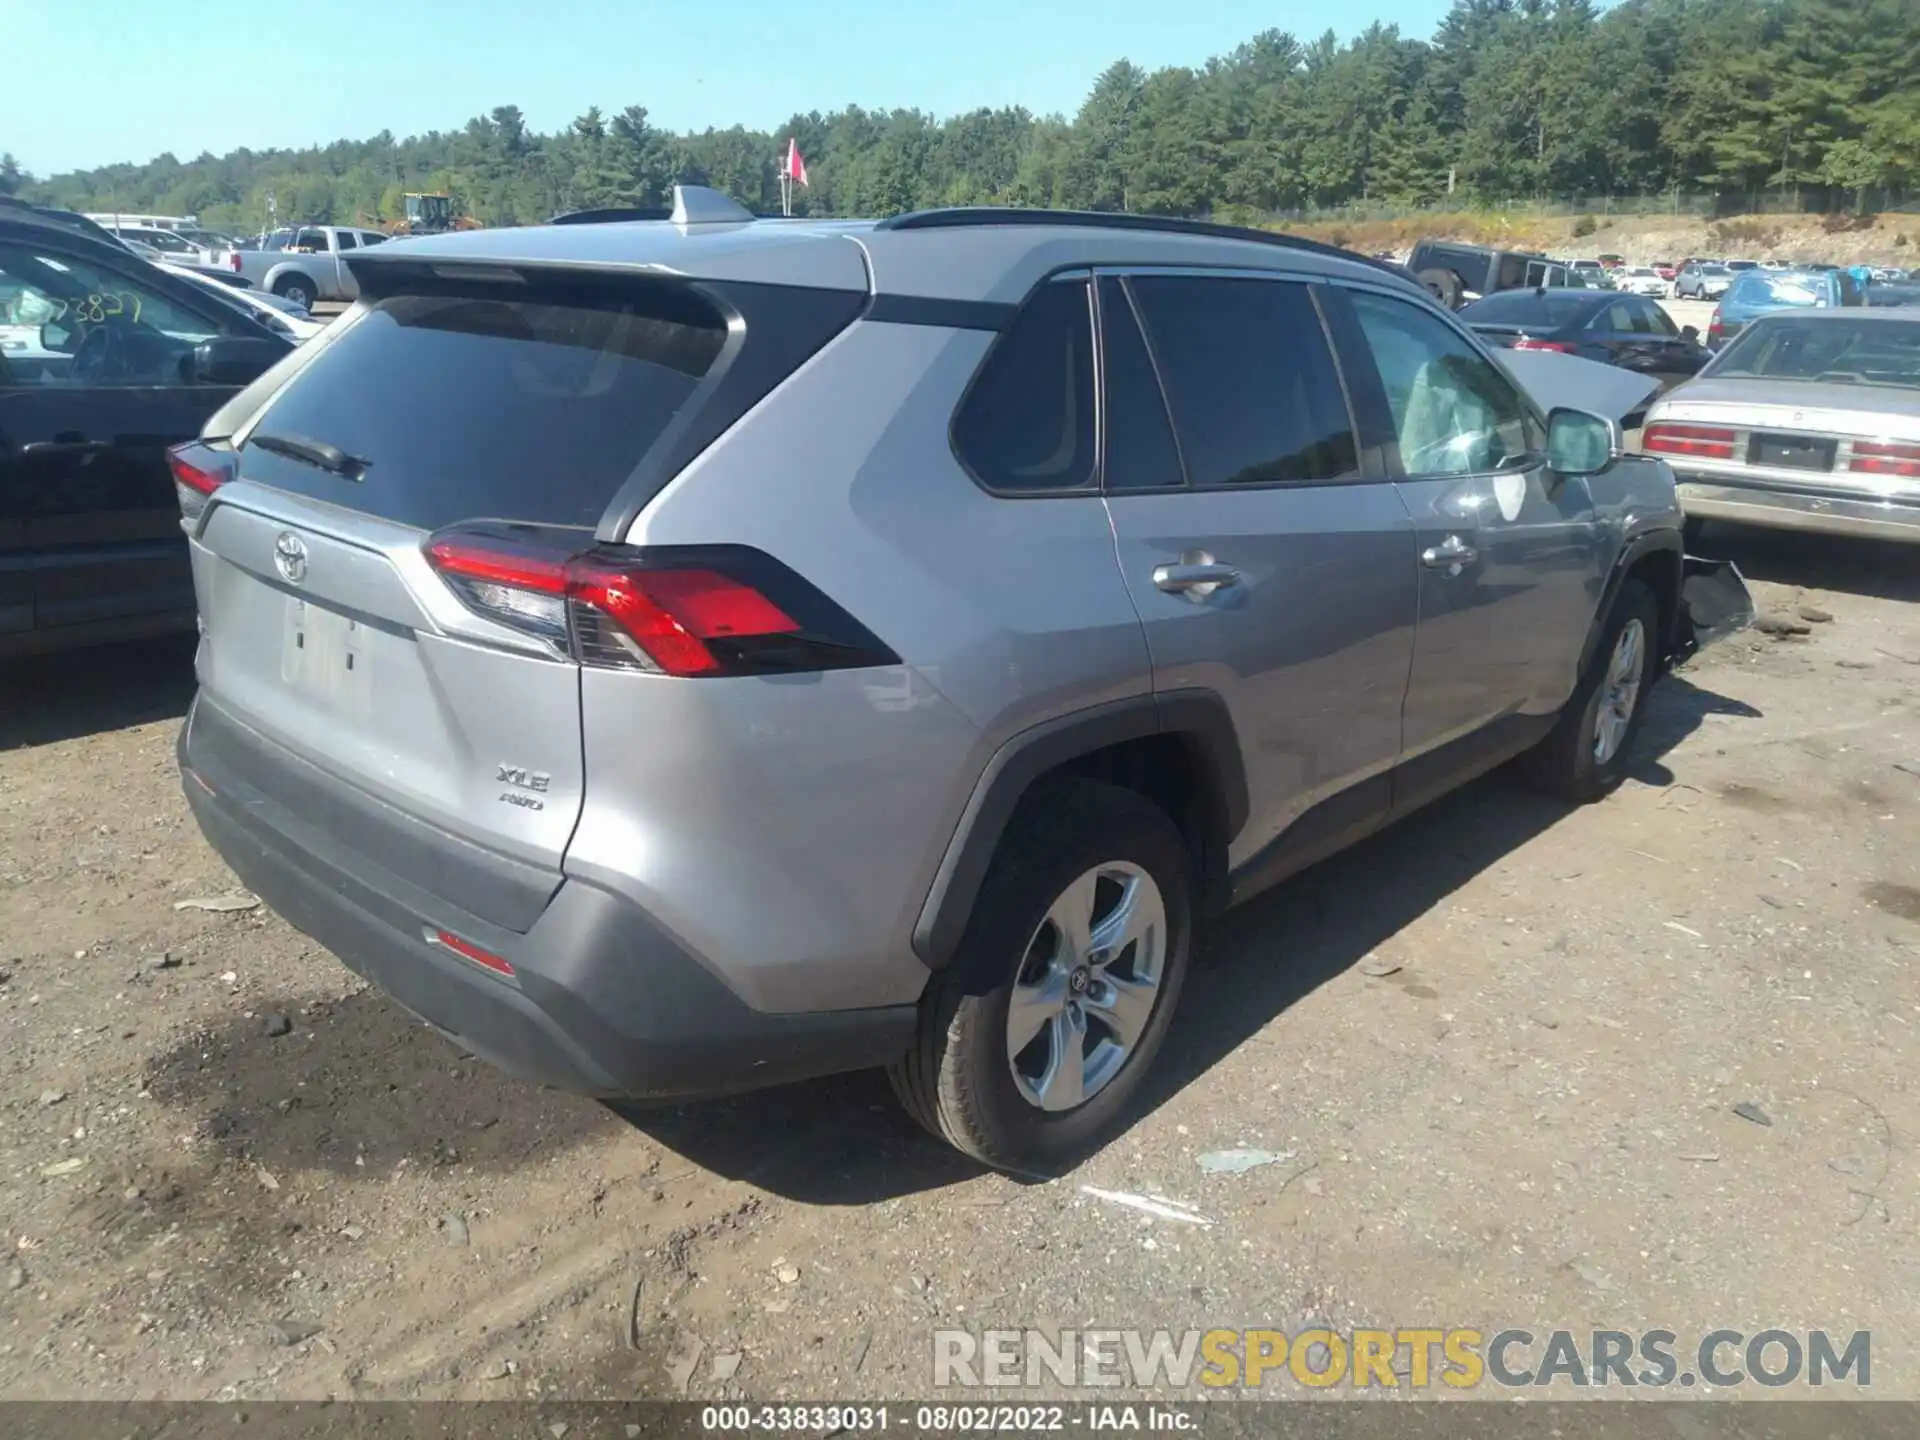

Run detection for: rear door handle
[[1421, 534, 1478, 573], [22, 439, 112, 457], [1153, 552, 1240, 599]]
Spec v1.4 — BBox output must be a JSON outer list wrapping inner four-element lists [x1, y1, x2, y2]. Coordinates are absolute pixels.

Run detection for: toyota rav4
[[174, 189, 1744, 1170]]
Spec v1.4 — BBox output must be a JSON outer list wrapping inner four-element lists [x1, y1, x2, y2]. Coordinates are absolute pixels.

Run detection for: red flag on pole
[[785, 137, 809, 187]]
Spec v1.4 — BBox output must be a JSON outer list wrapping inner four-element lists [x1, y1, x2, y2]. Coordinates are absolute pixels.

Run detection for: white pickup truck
[[221, 225, 391, 310]]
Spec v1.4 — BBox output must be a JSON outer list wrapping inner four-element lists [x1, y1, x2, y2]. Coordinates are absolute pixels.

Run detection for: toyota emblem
[[274, 531, 309, 584]]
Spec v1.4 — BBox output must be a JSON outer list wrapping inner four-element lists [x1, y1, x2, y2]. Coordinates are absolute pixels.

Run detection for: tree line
[[9, 0, 1918, 234]]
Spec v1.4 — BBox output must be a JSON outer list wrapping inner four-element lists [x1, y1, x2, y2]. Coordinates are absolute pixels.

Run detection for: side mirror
[[190, 334, 284, 386], [1546, 406, 1621, 477], [39, 321, 75, 354]]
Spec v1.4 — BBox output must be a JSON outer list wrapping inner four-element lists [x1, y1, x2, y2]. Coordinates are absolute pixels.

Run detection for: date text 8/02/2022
[[930, 1327, 1873, 1390]]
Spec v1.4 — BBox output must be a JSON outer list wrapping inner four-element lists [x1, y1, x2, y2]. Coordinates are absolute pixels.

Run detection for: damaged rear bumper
[[1671, 555, 1755, 664]]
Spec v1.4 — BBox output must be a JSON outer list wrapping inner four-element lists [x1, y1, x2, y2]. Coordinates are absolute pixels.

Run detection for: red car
[[1654, 261, 1678, 280]]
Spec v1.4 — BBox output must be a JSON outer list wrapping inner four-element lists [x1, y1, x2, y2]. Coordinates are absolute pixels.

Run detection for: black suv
[[1408, 240, 1568, 310], [1, 205, 291, 659]]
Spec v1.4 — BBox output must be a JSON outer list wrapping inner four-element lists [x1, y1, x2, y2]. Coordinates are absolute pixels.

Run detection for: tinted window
[[1643, 301, 1680, 337], [1098, 277, 1183, 491], [1493, 254, 1531, 290], [292, 229, 327, 252], [1126, 275, 1356, 487], [240, 280, 729, 527], [953, 278, 1095, 492], [1348, 289, 1542, 477], [335, 232, 358, 251], [1463, 290, 1602, 326], [360, 233, 387, 247]]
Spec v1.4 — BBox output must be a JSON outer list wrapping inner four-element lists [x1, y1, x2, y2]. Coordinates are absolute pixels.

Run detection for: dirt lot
[[2, 526, 1917, 1403]]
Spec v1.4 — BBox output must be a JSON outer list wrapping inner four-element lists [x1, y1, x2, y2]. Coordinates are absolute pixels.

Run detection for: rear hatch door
[[188, 270, 738, 931]]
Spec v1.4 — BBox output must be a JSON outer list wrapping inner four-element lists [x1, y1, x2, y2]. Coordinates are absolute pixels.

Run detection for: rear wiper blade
[[248, 430, 368, 480]]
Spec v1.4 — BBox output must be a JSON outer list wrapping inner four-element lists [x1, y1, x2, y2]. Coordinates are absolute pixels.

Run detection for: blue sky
[[7, 0, 1461, 177]]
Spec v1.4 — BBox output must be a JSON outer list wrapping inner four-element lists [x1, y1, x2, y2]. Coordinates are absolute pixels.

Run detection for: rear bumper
[[178, 697, 917, 1100], [1677, 478, 1920, 544]]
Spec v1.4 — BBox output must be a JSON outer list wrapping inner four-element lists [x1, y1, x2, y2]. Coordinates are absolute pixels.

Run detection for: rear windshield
[[1461, 290, 1601, 326], [241, 283, 727, 530], [1707, 317, 1920, 390]]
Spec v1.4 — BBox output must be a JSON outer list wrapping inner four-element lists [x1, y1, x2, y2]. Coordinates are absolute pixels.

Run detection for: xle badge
[[496, 764, 551, 811]]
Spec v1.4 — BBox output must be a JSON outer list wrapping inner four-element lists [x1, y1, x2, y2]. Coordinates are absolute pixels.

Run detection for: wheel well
[[1624, 546, 1682, 665], [1042, 733, 1230, 915]]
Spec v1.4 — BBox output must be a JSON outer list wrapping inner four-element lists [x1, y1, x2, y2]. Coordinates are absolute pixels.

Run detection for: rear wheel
[[889, 781, 1191, 1172], [275, 274, 317, 311], [1521, 579, 1660, 803]]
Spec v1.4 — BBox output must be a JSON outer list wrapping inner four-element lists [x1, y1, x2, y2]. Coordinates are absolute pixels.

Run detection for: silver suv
[[174, 188, 1720, 1170]]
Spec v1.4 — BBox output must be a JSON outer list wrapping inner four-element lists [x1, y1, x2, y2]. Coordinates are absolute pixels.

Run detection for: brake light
[[1511, 337, 1574, 353], [167, 440, 236, 521], [1850, 441, 1920, 479], [1644, 424, 1738, 461], [423, 525, 896, 678], [430, 928, 514, 978], [229, 252, 242, 272], [1708, 310, 1725, 341]]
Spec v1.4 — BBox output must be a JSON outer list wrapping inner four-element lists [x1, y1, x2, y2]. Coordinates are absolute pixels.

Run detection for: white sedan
[[159, 262, 328, 343], [1616, 267, 1670, 298]]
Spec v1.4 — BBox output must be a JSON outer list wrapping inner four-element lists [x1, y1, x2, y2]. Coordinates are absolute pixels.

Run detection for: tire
[[274, 274, 317, 311], [889, 780, 1192, 1172], [1417, 268, 1464, 310], [1520, 579, 1661, 803]]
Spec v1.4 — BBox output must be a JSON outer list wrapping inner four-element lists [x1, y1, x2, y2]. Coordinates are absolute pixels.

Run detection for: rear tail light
[[423, 524, 897, 678], [1850, 441, 1920, 479], [229, 252, 242, 272], [167, 440, 236, 521], [1644, 423, 1738, 461], [1707, 310, 1725, 341], [1512, 337, 1575, 353]]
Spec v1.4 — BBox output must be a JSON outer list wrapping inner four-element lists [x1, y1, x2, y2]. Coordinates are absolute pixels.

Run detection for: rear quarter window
[[951, 277, 1096, 493]]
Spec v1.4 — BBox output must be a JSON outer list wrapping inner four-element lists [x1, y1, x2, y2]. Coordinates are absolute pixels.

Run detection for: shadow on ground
[[616, 672, 1762, 1204], [1, 634, 197, 751], [1693, 520, 1920, 605], [143, 985, 619, 1179]]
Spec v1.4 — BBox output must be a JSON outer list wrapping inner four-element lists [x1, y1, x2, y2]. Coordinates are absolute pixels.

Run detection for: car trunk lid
[[184, 269, 751, 931]]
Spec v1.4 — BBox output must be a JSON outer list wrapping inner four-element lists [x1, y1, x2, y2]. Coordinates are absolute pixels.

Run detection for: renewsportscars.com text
[[932, 1327, 1871, 1390]]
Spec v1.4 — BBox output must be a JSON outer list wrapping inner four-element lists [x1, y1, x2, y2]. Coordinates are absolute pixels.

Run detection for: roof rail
[[551, 206, 674, 226], [874, 206, 1397, 273]]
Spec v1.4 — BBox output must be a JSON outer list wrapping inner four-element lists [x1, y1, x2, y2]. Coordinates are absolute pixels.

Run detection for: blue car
[[1710, 268, 1866, 347]]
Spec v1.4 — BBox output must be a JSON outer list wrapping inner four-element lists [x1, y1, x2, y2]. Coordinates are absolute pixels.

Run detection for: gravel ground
[[1, 524, 1916, 1403]]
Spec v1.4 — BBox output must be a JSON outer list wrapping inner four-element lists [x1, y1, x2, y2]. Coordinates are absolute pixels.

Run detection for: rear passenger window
[[1098, 277, 1183, 491], [335, 232, 358, 251], [1126, 275, 1357, 487], [953, 278, 1095, 492]]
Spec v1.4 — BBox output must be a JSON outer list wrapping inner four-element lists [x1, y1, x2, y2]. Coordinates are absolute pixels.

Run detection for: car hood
[[1494, 348, 1661, 426]]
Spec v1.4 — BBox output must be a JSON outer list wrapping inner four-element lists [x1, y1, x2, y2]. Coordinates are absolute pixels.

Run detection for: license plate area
[[282, 596, 371, 714], [1748, 433, 1835, 472]]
